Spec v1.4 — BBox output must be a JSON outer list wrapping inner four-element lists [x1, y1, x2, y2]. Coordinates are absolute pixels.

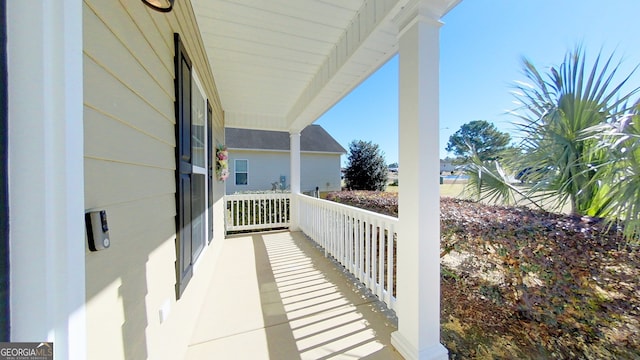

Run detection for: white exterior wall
[[301, 153, 342, 193], [226, 150, 342, 194], [82, 1, 226, 359]]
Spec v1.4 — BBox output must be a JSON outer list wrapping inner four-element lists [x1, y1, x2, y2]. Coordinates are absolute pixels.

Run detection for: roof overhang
[[192, 0, 461, 132]]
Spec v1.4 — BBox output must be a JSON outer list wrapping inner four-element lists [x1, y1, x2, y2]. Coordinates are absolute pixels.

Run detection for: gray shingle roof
[[225, 125, 346, 154]]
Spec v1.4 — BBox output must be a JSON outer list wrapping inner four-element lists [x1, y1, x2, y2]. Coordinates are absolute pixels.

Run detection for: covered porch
[[4, 0, 461, 359], [196, 0, 462, 357], [186, 230, 402, 359]]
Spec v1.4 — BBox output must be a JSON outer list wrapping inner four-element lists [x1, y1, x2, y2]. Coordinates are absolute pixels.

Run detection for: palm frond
[[581, 105, 640, 242], [462, 156, 546, 211], [461, 47, 640, 243]]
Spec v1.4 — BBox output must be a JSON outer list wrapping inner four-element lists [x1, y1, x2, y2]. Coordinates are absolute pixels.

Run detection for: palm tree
[[464, 47, 640, 240], [583, 105, 640, 240]]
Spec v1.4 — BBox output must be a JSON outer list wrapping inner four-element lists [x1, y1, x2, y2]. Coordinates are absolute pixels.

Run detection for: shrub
[[326, 191, 397, 217], [343, 140, 388, 191]]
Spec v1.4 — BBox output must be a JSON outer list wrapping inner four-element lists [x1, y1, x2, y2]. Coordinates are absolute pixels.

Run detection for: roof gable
[[226, 125, 346, 154]]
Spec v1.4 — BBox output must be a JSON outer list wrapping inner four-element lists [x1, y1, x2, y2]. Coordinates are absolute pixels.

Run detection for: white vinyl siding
[[300, 153, 342, 193], [226, 150, 342, 194], [82, 1, 225, 359]]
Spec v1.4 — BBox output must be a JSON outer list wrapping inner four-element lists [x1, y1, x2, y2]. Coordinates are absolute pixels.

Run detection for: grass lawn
[[439, 182, 466, 198], [386, 182, 466, 197], [387, 181, 573, 214]]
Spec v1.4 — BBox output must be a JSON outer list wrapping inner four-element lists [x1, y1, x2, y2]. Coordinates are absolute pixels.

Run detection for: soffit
[[191, 0, 460, 132]]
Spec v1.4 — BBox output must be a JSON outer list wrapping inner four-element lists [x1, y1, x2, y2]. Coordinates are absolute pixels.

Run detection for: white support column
[[7, 1, 86, 359], [289, 131, 301, 231], [391, 2, 448, 360]]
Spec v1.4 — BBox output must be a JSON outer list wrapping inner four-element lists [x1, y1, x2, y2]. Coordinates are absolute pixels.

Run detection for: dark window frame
[[174, 33, 215, 299], [174, 33, 193, 298]]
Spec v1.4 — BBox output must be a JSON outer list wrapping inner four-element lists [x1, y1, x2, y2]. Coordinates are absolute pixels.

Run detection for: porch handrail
[[297, 193, 398, 310], [225, 193, 290, 232]]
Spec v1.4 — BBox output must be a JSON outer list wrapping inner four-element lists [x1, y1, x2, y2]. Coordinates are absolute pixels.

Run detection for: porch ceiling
[[192, 0, 460, 132]]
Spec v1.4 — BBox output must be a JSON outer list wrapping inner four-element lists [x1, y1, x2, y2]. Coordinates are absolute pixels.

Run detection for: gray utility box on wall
[[85, 210, 111, 251]]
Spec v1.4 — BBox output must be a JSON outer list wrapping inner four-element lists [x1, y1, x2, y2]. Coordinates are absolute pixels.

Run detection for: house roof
[[191, 0, 461, 133], [226, 125, 346, 154]]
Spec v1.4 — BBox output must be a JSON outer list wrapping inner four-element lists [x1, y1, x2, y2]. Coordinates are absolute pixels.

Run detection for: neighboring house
[[3, 1, 461, 360], [440, 159, 455, 174], [225, 125, 346, 195]]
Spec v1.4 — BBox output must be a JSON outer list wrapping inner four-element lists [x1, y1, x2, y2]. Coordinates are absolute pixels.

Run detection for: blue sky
[[316, 0, 640, 164]]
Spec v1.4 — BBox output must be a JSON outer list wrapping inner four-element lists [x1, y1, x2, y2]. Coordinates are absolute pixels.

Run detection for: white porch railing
[[225, 193, 290, 232], [297, 194, 398, 310]]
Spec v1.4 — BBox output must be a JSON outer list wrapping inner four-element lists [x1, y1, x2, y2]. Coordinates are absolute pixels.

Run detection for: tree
[[511, 48, 639, 216], [584, 105, 640, 240], [446, 120, 511, 162], [464, 47, 640, 241], [344, 140, 388, 191]]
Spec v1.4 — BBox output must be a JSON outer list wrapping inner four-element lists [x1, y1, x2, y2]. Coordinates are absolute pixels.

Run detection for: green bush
[[343, 140, 388, 191]]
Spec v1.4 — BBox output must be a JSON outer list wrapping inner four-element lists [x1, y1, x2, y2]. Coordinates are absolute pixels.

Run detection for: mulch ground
[[327, 191, 640, 359], [440, 197, 639, 359]]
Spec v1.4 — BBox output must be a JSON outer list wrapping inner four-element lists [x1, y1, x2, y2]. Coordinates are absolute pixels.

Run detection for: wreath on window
[[216, 145, 229, 181]]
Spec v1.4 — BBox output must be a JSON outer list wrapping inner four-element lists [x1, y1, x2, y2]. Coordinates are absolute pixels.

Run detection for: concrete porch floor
[[186, 230, 403, 359]]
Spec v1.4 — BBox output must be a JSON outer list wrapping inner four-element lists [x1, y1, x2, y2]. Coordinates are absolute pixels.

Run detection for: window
[[174, 33, 213, 299], [190, 71, 207, 262], [235, 159, 248, 186]]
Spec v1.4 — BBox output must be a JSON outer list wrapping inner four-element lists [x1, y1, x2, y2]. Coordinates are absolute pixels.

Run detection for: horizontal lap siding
[[226, 151, 343, 195], [300, 153, 343, 193], [83, 0, 224, 359], [227, 151, 290, 194]]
